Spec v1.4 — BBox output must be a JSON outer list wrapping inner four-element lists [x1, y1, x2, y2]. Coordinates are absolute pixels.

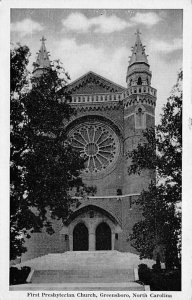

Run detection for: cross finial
[[135, 29, 141, 36], [40, 36, 46, 42]]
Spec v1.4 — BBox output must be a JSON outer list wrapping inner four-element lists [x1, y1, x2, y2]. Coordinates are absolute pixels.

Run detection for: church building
[[22, 31, 156, 261]]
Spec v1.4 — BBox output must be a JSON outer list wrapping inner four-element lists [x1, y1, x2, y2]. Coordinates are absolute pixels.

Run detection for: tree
[[128, 70, 182, 269], [10, 44, 32, 259], [10, 45, 86, 260]]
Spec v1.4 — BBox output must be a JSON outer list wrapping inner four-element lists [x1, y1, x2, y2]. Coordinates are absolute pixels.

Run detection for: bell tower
[[123, 30, 157, 195]]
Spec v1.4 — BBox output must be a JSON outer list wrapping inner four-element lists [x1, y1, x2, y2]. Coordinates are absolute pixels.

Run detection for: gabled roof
[[67, 71, 126, 95]]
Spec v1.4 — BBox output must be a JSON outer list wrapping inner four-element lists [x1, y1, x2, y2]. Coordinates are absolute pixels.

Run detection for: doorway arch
[[73, 223, 88, 251], [96, 222, 111, 250]]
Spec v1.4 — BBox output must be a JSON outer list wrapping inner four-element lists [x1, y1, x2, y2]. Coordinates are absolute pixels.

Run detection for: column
[[69, 234, 73, 251], [89, 232, 95, 251], [112, 233, 115, 250]]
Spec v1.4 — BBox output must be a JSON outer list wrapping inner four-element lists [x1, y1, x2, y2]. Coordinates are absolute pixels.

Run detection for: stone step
[[30, 269, 135, 284], [13, 251, 152, 290], [18, 251, 156, 271], [10, 282, 149, 291]]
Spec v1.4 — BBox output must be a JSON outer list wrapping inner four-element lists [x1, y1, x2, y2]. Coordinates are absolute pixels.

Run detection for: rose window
[[68, 121, 120, 175]]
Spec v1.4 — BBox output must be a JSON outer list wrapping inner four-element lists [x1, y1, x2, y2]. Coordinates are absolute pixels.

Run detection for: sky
[[10, 9, 183, 123]]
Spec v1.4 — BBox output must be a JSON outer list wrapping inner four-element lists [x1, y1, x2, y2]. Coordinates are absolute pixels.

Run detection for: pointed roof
[[33, 36, 51, 72], [129, 29, 149, 66]]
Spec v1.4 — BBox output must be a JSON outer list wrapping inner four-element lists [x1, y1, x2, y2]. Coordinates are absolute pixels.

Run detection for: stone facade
[[22, 31, 156, 261]]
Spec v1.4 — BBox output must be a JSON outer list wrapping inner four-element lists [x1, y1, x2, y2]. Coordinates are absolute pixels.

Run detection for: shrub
[[138, 264, 151, 285], [10, 266, 31, 285], [138, 264, 181, 291]]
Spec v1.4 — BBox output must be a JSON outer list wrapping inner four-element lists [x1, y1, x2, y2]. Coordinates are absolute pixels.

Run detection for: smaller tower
[[126, 29, 151, 87], [33, 36, 51, 77], [123, 30, 157, 195]]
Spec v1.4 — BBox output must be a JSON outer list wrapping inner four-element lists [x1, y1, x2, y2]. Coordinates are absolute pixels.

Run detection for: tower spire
[[33, 36, 51, 76], [126, 30, 152, 87], [129, 29, 149, 66]]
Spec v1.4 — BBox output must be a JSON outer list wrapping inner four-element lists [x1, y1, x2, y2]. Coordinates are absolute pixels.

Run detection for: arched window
[[137, 77, 142, 85], [137, 108, 143, 127], [135, 105, 146, 129]]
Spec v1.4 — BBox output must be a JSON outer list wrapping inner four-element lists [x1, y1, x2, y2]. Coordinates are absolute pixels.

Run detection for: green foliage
[[10, 45, 33, 259], [131, 183, 181, 269], [23, 66, 86, 224], [10, 266, 31, 285], [10, 45, 87, 260], [128, 70, 182, 269], [138, 264, 151, 285], [138, 264, 181, 291]]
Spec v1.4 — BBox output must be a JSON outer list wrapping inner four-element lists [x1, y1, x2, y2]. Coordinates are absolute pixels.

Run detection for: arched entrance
[[96, 222, 111, 250], [73, 223, 88, 251]]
